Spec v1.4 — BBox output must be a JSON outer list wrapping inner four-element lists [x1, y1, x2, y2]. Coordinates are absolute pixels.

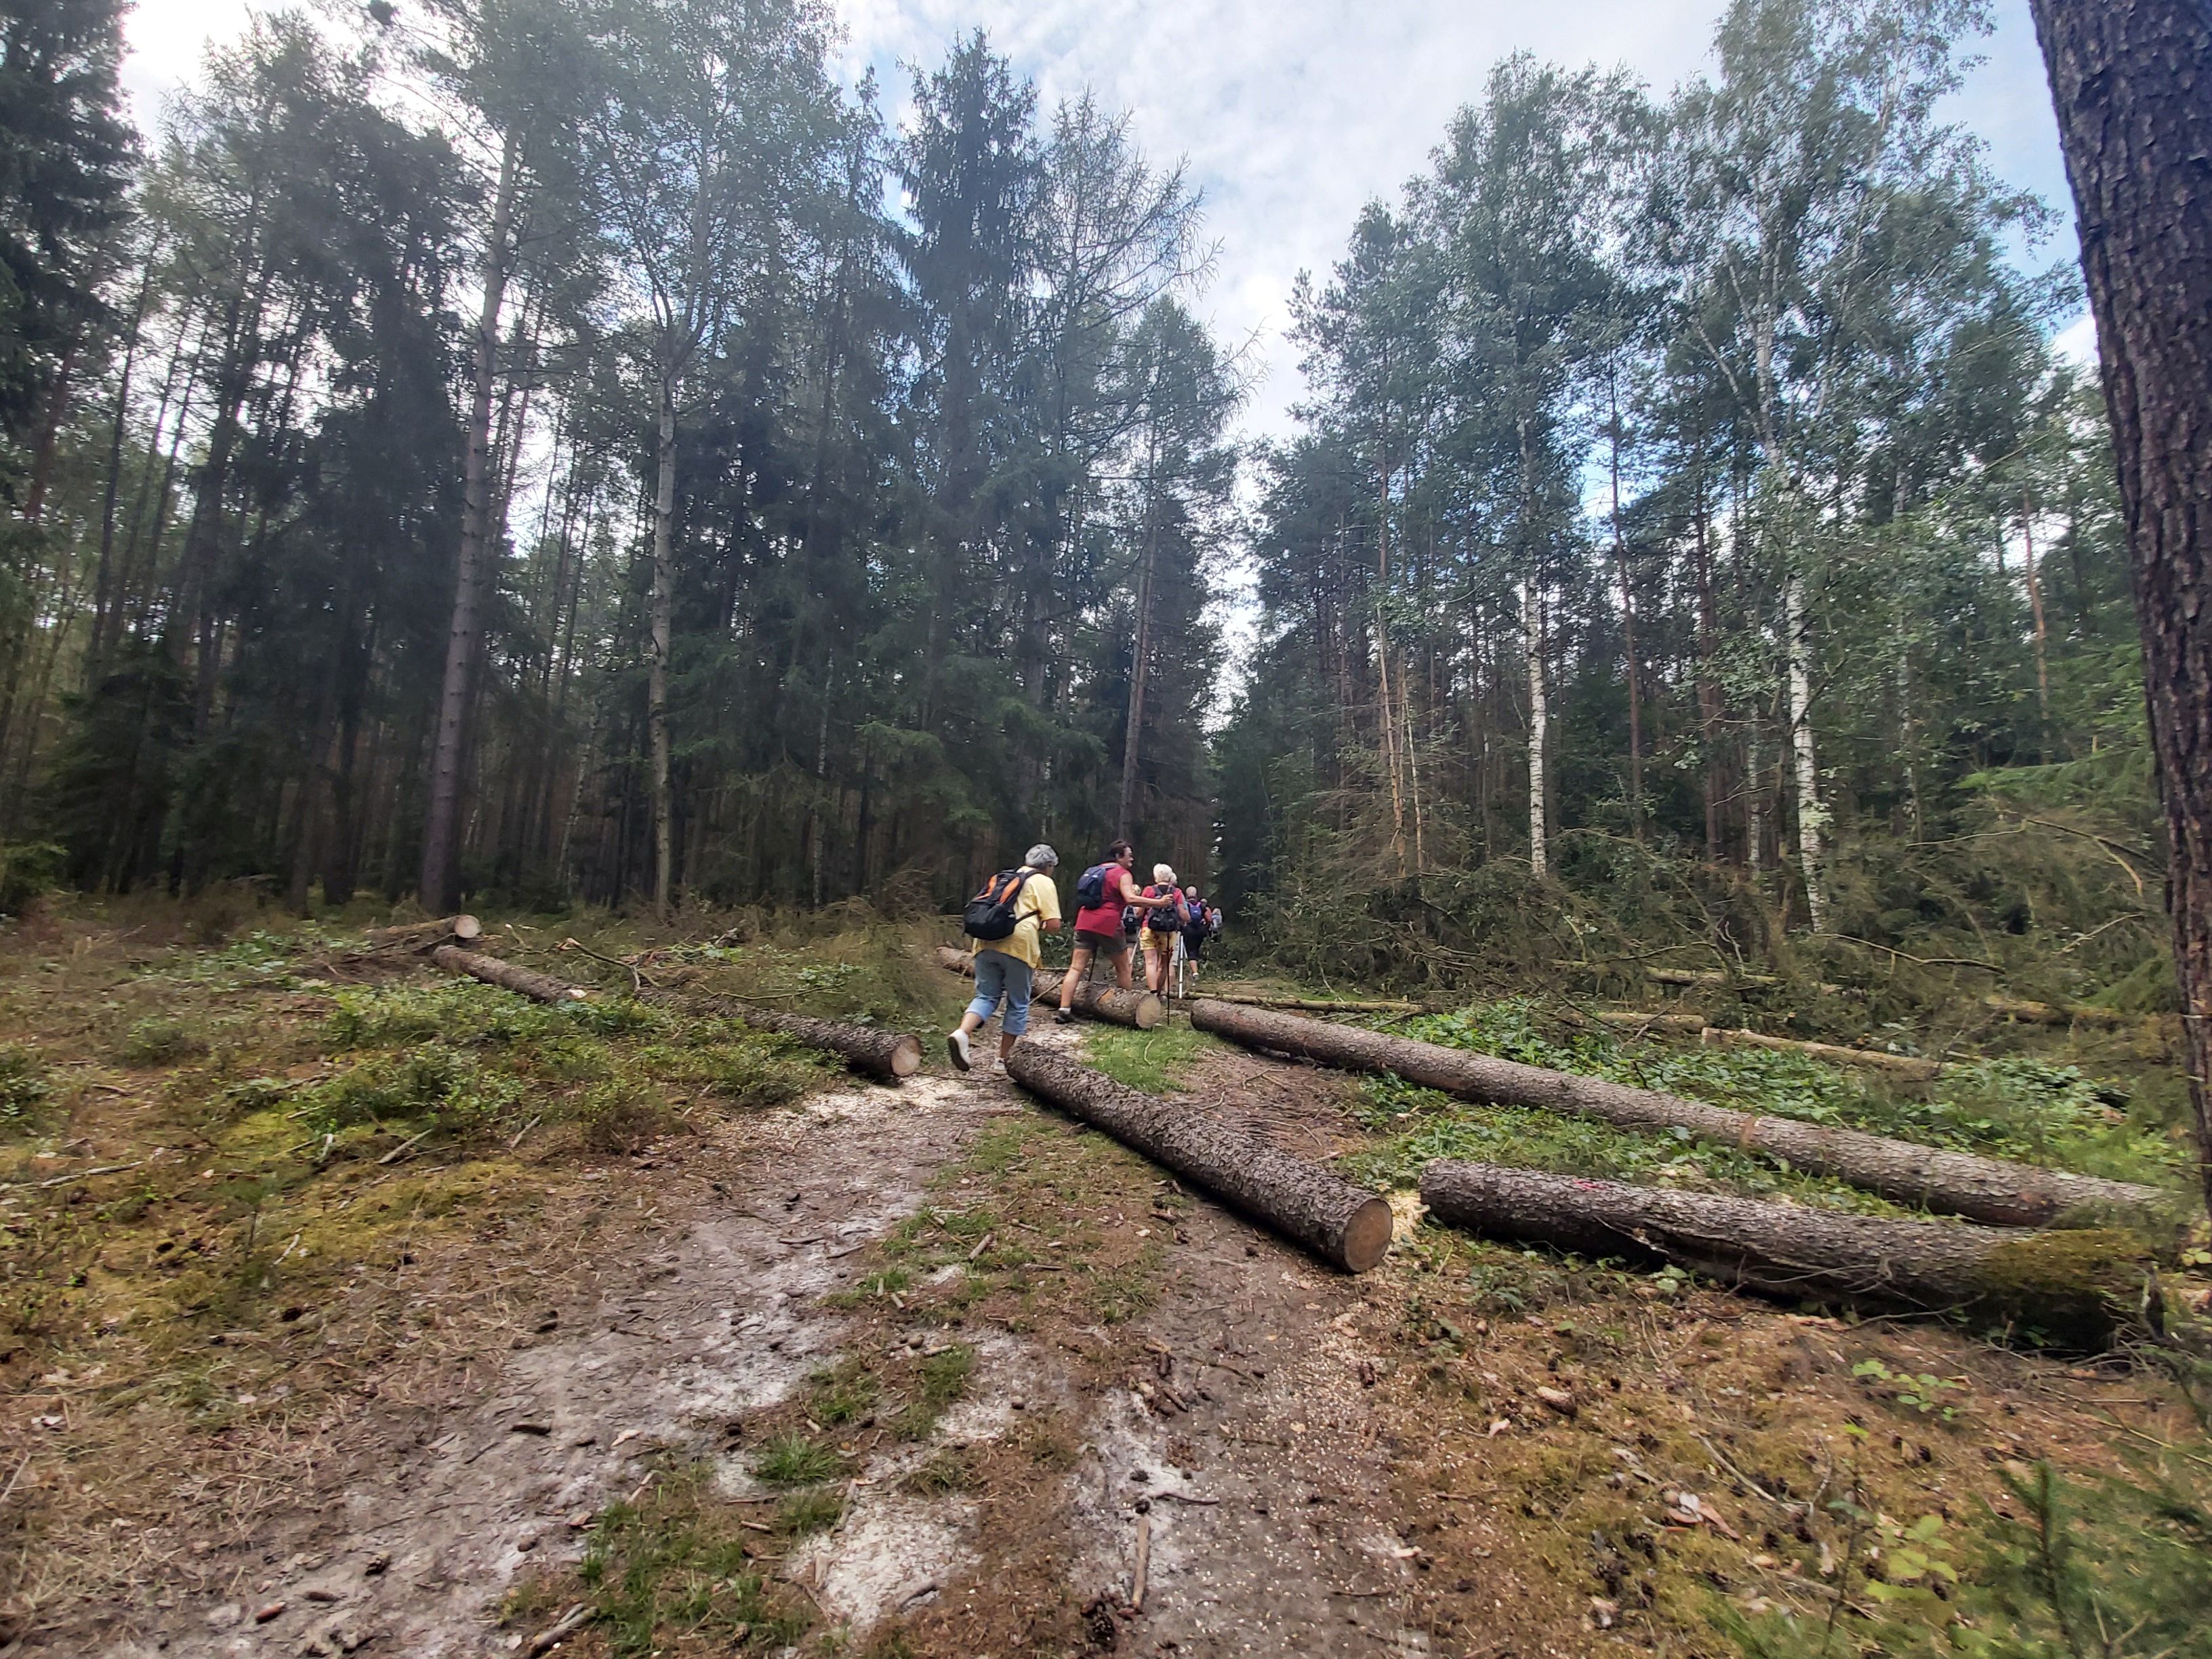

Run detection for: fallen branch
[[934, 946, 1164, 1029], [1983, 994, 2144, 1029], [634, 987, 922, 1082], [1189, 1000, 2172, 1230], [2, 1158, 150, 1190], [1419, 1160, 2147, 1347], [1006, 1045, 1392, 1272]]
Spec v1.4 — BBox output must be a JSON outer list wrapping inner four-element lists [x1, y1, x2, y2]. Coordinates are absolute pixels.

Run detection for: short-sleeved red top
[[1076, 864, 1140, 935]]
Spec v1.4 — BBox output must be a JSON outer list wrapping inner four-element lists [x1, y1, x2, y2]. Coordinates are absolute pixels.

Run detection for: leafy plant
[[1851, 1359, 1968, 1420], [0, 1045, 50, 1129]]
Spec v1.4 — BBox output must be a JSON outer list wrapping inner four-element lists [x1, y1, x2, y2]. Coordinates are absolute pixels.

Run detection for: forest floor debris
[[1, 908, 2209, 1659]]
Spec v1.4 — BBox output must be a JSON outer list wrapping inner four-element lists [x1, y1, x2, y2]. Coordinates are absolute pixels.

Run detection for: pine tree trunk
[[2020, 485, 2053, 759], [1693, 480, 1726, 861], [649, 384, 678, 918], [430, 945, 587, 1003], [933, 946, 1164, 1028], [1189, 999, 2171, 1229], [1117, 419, 1160, 838], [420, 127, 519, 914], [1609, 384, 1643, 837], [1419, 1162, 2142, 1345], [1784, 574, 1826, 930], [1006, 1044, 1394, 1272], [2031, 0, 2212, 1216], [635, 986, 920, 1082]]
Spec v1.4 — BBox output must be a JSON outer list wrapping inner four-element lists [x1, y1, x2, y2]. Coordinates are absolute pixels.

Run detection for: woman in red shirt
[[1055, 840, 1173, 1024]]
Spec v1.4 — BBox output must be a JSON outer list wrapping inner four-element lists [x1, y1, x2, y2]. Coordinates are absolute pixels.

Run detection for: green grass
[[1081, 1025, 1222, 1094], [805, 1359, 878, 1426], [575, 1460, 805, 1655], [751, 1432, 846, 1488], [895, 1344, 975, 1441], [773, 1487, 846, 1537]]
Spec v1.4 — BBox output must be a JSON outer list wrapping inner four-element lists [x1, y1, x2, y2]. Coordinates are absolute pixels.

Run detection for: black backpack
[[1075, 863, 1111, 907], [962, 867, 1034, 942]]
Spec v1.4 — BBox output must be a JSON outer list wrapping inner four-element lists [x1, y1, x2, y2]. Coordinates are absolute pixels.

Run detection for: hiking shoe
[[947, 1028, 972, 1071], [991, 1056, 1008, 1077], [1052, 1009, 1076, 1025]]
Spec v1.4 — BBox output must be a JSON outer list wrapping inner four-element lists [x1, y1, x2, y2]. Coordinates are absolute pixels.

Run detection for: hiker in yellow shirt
[[949, 843, 1063, 1076]]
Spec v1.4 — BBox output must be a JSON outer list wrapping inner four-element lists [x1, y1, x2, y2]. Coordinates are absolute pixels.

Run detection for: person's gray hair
[[1025, 842, 1059, 869]]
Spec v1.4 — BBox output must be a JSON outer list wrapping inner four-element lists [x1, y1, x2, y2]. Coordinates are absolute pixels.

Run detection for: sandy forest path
[[94, 1026, 1436, 1659]]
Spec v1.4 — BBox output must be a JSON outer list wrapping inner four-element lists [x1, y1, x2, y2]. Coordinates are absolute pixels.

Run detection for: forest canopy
[[0, 0, 2157, 1019]]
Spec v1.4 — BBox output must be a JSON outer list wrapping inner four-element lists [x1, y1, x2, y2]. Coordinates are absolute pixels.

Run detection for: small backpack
[[962, 867, 1033, 942], [1075, 863, 1111, 908], [1143, 884, 1183, 933]]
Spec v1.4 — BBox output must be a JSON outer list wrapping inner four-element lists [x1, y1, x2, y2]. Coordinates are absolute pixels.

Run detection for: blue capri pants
[[965, 949, 1036, 1036]]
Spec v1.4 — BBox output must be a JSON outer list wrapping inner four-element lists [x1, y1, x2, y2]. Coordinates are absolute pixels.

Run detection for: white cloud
[[120, 0, 2074, 445]]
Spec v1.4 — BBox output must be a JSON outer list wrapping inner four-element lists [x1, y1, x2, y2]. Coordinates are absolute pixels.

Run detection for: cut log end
[[1129, 995, 1167, 1030], [450, 913, 483, 941], [1339, 1195, 1395, 1272], [889, 1036, 923, 1078]]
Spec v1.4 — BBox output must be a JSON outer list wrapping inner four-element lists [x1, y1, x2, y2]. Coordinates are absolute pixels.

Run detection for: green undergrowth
[[1080, 1024, 1223, 1093], [1370, 1000, 2183, 1188], [1723, 1453, 2212, 1659]]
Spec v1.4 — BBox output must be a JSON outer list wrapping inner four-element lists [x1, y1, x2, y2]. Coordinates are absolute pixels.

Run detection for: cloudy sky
[[117, 0, 2083, 444]]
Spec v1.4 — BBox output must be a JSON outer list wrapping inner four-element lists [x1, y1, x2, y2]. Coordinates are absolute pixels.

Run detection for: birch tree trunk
[[420, 127, 520, 914], [1784, 573, 1826, 930], [2030, 0, 2212, 1216], [1523, 580, 1548, 879]]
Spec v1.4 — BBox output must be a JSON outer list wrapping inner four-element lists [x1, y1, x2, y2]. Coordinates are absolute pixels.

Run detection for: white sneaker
[[947, 1029, 972, 1071], [991, 1056, 1008, 1077]]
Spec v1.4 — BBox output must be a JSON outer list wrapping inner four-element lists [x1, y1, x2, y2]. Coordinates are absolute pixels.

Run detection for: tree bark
[[1189, 1000, 2170, 1229], [1784, 573, 1826, 930], [2029, 0, 2212, 1214], [634, 987, 921, 1082], [1523, 580, 1548, 879], [1117, 417, 1160, 839], [1579, 1010, 1943, 1078], [1418, 1162, 2143, 1346], [1609, 381, 1643, 837], [649, 381, 678, 918], [934, 946, 1164, 1028], [1006, 1044, 1394, 1273], [367, 915, 483, 951], [431, 945, 587, 1003], [421, 127, 520, 915]]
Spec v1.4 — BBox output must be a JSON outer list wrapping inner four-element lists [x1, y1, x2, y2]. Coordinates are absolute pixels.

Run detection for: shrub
[[0, 1046, 50, 1130], [119, 1018, 209, 1068]]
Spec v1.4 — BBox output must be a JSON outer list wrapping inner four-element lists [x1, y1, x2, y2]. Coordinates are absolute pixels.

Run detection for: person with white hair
[[949, 842, 1062, 1076], [1138, 862, 1189, 995]]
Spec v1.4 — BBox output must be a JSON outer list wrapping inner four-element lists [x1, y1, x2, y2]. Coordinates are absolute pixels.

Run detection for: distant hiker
[[1141, 864, 1189, 994], [1057, 839, 1174, 1024], [949, 844, 1062, 1076], [1180, 884, 1210, 979]]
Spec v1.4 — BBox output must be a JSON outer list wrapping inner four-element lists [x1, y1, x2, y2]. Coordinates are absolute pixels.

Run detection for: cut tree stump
[[368, 914, 481, 951], [431, 945, 587, 1003], [933, 945, 1165, 1029], [1418, 1160, 2146, 1345], [1005, 1044, 1393, 1273], [1189, 999, 2172, 1230], [635, 987, 920, 1082]]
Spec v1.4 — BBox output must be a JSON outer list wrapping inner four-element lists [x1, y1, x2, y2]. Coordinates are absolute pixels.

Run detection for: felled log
[[368, 914, 481, 950], [1419, 1161, 2145, 1345], [431, 944, 587, 1002], [1208, 991, 1426, 1015], [1983, 994, 2139, 1029], [1582, 1010, 1944, 1078], [1006, 1044, 1393, 1272], [1189, 999, 2171, 1229], [933, 945, 1164, 1029], [634, 987, 920, 1082]]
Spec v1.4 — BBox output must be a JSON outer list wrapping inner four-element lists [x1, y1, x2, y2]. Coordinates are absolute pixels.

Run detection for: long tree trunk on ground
[[1419, 1162, 2142, 1347], [430, 944, 587, 1002], [1189, 999, 2172, 1228], [420, 127, 520, 914], [634, 986, 921, 1082], [648, 382, 677, 918], [1523, 580, 1548, 879], [1006, 1044, 1393, 1272], [2031, 0, 2212, 1216], [933, 945, 1164, 1027], [1784, 573, 1826, 930]]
